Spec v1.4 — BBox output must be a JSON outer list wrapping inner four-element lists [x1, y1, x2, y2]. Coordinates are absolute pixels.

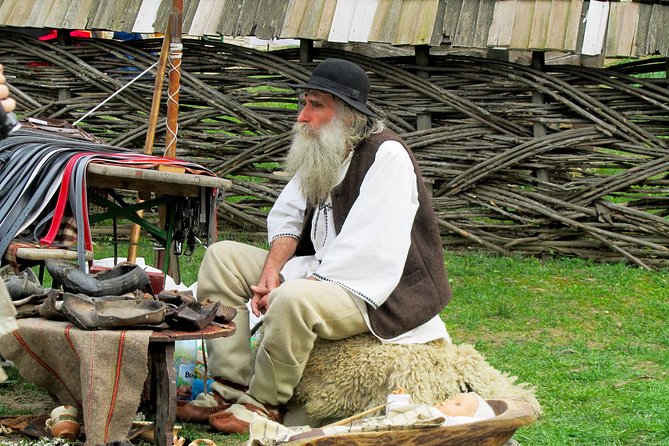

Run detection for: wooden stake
[[127, 23, 172, 264]]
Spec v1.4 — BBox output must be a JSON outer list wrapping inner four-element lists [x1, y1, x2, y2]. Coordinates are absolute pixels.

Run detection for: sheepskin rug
[[290, 334, 541, 426]]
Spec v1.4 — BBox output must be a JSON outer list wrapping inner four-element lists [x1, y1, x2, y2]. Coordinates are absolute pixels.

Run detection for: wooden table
[[86, 163, 232, 281], [149, 323, 236, 446]]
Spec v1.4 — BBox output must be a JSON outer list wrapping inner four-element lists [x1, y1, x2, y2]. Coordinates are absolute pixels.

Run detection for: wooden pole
[[155, 0, 184, 282], [164, 0, 183, 159], [127, 23, 172, 264]]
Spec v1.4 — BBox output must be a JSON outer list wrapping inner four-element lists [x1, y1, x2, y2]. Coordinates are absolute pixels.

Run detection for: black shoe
[[45, 260, 150, 296], [1, 265, 45, 301]]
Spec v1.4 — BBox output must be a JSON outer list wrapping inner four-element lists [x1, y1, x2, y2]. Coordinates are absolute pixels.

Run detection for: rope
[[165, 42, 183, 153], [73, 61, 159, 125]]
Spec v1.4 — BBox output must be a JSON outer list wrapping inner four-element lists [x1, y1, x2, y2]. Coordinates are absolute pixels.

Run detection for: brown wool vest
[[295, 129, 452, 339]]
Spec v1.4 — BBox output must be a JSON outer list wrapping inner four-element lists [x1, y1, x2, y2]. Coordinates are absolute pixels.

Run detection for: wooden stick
[[322, 403, 388, 428], [127, 23, 172, 264]]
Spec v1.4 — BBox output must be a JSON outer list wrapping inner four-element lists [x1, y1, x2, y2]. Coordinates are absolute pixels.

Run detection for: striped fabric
[[0, 318, 150, 444]]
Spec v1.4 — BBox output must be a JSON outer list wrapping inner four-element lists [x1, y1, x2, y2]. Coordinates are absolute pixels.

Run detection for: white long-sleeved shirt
[[268, 140, 449, 344]]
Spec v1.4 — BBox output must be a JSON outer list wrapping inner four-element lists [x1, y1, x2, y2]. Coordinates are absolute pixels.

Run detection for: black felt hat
[[290, 58, 377, 118]]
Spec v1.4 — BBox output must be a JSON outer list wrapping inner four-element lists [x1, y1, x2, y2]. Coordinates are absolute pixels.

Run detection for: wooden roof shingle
[[0, 0, 668, 58]]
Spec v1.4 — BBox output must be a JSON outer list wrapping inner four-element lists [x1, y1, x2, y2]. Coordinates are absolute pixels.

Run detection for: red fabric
[[38, 30, 92, 41], [40, 153, 93, 247]]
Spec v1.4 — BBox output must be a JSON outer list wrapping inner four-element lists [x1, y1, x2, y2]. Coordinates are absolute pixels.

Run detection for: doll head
[[435, 392, 495, 419]]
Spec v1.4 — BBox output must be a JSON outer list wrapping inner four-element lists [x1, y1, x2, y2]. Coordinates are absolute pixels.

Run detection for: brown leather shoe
[[209, 401, 282, 434], [176, 392, 231, 423]]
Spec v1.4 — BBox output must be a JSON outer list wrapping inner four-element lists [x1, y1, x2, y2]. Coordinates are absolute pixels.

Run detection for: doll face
[[435, 393, 479, 417]]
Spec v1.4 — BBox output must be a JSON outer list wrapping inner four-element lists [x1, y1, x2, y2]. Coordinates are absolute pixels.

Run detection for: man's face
[[297, 90, 337, 130]]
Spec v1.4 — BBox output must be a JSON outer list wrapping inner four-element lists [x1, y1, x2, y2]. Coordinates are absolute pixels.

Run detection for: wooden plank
[[0, 0, 19, 25], [255, 0, 288, 39], [182, 0, 202, 35], [188, 0, 215, 36], [298, 0, 327, 40], [4, 0, 36, 27], [368, 0, 402, 42], [87, 164, 231, 198], [528, 0, 551, 49], [453, 0, 479, 47], [606, 2, 638, 58], [328, 0, 356, 43], [119, 0, 143, 31], [410, 0, 439, 46], [472, 0, 495, 48], [217, 0, 244, 36], [280, 0, 306, 38], [617, 3, 639, 57], [58, 0, 96, 29], [647, 5, 669, 56], [544, 0, 568, 50], [562, 0, 583, 51], [42, 0, 71, 28], [88, 0, 129, 29], [349, 0, 378, 42], [111, 0, 135, 30], [202, 0, 227, 36], [87, 0, 109, 29], [25, 0, 58, 27], [487, 0, 516, 47], [393, 0, 423, 45], [604, 2, 621, 58], [581, 0, 609, 56], [429, 0, 447, 46], [315, 0, 338, 40], [235, 0, 262, 36], [133, 0, 162, 33], [153, 0, 174, 32], [442, 0, 463, 40], [635, 3, 651, 56], [510, 0, 535, 49]]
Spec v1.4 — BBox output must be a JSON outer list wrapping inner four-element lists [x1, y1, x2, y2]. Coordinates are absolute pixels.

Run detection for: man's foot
[[176, 392, 231, 423], [209, 394, 282, 434]]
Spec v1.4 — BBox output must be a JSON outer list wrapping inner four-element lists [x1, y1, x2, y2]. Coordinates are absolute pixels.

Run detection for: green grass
[[2, 249, 668, 445], [442, 252, 669, 445]]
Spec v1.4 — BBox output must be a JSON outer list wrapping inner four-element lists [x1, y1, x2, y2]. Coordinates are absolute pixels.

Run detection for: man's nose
[[297, 106, 310, 123]]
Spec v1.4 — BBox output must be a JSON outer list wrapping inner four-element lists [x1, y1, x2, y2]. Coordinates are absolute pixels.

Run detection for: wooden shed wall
[[0, 0, 668, 57]]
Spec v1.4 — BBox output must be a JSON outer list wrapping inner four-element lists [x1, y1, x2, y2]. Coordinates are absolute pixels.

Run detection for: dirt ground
[[0, 368, 56, 444]]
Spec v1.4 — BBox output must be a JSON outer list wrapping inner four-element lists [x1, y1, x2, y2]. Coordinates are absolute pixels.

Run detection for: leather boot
[[45, 260, 149, 296]]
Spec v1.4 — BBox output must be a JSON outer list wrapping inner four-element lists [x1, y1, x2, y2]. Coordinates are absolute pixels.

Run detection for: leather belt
[[1, 128, 219, 271]]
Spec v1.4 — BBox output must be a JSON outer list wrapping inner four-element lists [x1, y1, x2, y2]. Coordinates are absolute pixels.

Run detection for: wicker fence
[[1, 32, 668, 269]]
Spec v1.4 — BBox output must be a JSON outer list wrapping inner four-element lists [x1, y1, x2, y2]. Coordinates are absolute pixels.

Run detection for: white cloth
[[0, 281, 17, 337], [247, 402, 496, 445], [267, 141, 449, 344]]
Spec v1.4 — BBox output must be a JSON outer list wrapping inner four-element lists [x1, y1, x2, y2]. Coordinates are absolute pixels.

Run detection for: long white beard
[[285, 117, 350, 206]]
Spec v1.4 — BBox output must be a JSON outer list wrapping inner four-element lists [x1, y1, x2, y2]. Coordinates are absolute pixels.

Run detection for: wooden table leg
[[150, 341, 176, 446]]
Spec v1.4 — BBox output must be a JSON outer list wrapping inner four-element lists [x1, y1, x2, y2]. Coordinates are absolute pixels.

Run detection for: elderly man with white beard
[[181, 58, 453, 434]]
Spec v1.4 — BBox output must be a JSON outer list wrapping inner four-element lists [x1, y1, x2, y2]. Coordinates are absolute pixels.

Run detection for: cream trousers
[[197, 240, 368, 406]]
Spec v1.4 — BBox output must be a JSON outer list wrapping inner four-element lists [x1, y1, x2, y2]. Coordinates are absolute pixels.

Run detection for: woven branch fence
[[1, 32, 668, 270]]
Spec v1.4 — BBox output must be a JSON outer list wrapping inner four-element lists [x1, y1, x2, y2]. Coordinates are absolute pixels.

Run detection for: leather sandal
[[176, 392, 231, 423], [61, 293, 166, 330], [208, 401, 282, 434], [1, 265, 45, 301], [199, 298, 237, 323], [165, 301, 219, 331]]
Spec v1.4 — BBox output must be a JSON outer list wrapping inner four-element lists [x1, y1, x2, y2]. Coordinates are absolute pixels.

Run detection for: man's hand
[[0, 64, 19, 139], [250, 272, 281, 317], [0, 65, 16, 114], [249, 236, 298, 317]]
